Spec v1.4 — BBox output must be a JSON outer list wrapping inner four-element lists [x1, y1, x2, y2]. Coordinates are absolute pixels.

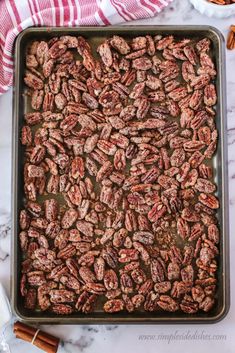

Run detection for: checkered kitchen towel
[[0, 0, 173, 94]]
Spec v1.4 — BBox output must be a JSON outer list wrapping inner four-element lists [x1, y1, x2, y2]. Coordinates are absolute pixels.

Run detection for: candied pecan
[[177, 217, 190, 240], [82, 294, 97, 313], [104, 269, 118, 290], [25, 112, 42, 126], [156, 36, 174, 50], [180, 295, 198, 314], [157, 295, 179, 312], [167, 262, 180, 281], [199, 296, 215, 312], [154, 281, 171, 294], [49, 289, 75, 303], [44, 199, 58, 222], [94, 257, 105, 281], [24, 288, 37, 309], [84, 282, 106, 294], [103, 299, 124, 313], [97, 41, 113, 67], [208, 224, 219, 244], [79, 266, 96, 284], [184, 46, 198, 65], [133, 231, 154, 245], [61, 208, 78, 229], [150, 259, 165, 283], [189, 89, 203, 110], [24, 72, 44, 90], [21, 126, 33, 146], [198, 193, 219, 209], [119, 249, 139, 263], [20, 210, 30, 230], [191, 74, 210, 90], [67, 185, 82, 206], [20, 34, 220, 316], [204, 84, 217, 106], [182, 208, 200, 222], [144, 291, 159, 311], [31, 89, 44, 110], [102, 246, 118, 269], [196, 38, 211, 53], [183, 140, 205, 152], [57, 244, 76, 259], [110, 36, 130, 54], [51, 304, 74, 315], [113, 228, 127, 247]]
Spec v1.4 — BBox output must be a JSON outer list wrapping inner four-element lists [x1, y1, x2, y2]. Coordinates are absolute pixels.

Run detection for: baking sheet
[[12, 26, 230, 323]]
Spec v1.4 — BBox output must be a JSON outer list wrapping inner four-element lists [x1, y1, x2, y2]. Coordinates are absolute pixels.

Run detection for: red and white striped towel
[[0, 0, 173, 94]]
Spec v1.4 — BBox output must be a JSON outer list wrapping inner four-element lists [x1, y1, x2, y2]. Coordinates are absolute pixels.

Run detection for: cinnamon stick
[[14, 330, 34, 343], [14, 321, 37, 336], [13, 321, 60, 353], [227, 29, 235, 50], [37, 331, 60, 347], [14, 321, 59, 347]]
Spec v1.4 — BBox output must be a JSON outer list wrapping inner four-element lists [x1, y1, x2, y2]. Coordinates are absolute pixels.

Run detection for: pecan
[[154, 281, 171, 294], [49, 289, 75, 303], [198, 193, 219, 209], [102, 246, 118, 269], [104, 269, 118, 290], [133, 231, 154, 245], [51, 304, 74, 315], [177, 217, 190, 240], [191, 74, 210, 90], [181, 265, 194, 282], [195, 178, 216, 193], [167, 262, 180, 281], [189, 89, 203, 110], [183, 46, 198, 65], [199, 296, 215, 312], [183, 140, 205, 152], [182, 208, 200, 222], [61, 208, 78, 229], [120, 273, 133, 294], [103, 299, 124, 313], [24, 72, 44, 90], [157, 295, 179, 312], [79, 266, 96, 284], [110, 36, 130, 54], [132, 294, 145, 308], [150, 259, 165, 283], [191, 286, 205, 304], [204, 84, 217, 106], [44, 199, 58, 222], [208, 224, 219, 244], [24, 288, 37, 309], [156, 36, 174, 50], [57, 244, 76, 259], [97, 41, 113, 67], [20, 34, 220, 315], [132, 57, 152, 70], [144, 291, 159, 311], [119, 249, 139, 263], [180, 295, 198, 314]]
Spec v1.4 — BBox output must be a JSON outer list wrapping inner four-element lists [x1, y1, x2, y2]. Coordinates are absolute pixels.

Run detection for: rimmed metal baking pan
[[12, 26, 230, 324]]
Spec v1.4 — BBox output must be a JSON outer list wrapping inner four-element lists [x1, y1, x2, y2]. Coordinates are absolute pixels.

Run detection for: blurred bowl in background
[[190, 0, 235, 18]]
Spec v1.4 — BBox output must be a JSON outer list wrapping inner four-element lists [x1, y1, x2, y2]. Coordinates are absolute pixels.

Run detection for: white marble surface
[[0, 0, 235, 352]]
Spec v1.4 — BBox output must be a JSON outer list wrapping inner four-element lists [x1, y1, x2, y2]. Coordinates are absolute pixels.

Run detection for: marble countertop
[[1, 0, 235, 352]]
